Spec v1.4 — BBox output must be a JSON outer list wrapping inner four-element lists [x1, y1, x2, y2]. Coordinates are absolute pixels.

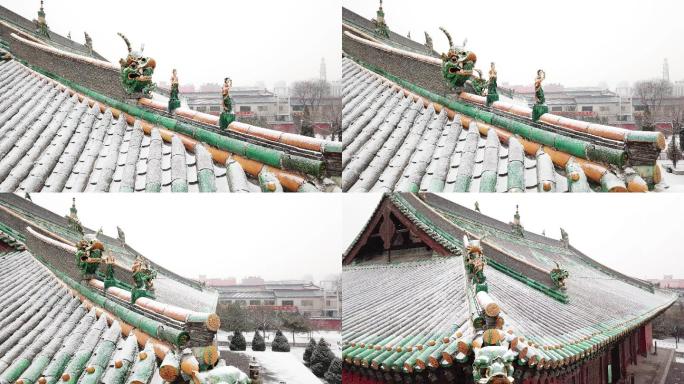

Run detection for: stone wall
[[343, 32, 451, 95], [10, 32, 128, 100]]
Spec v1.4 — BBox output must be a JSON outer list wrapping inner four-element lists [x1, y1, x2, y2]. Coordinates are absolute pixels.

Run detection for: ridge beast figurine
[[118, 33, 156, 97], [472, 346, 516, 384], [550, 262, 569, 290], [219, 77, 236, 129], [132, 256, 157, 291], [464, 238, 487, 291], [440, 27, 484, 95], [131, 256, 157, 303], [75, 234, 105, 276], [84, 31, 93, 55]]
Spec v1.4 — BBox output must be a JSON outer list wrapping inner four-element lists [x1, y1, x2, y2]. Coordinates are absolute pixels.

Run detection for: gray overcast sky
[[27, 194, 343, 283], [3, 0, 341, 87], [343, 0, 683, 89], [342, 194, 684, 280]]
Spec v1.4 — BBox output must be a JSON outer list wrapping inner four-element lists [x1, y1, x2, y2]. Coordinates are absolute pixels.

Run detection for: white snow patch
[[238, 350, 324, 384]]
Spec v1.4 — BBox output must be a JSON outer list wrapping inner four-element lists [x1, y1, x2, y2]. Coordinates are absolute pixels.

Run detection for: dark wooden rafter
[[343, 196, 452, 265]]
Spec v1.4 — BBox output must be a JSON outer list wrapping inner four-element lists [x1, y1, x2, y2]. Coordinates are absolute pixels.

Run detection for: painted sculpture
[[169, 69, 181, 113], [464, 239, 487, 289], [440, 27, 482, 94], [372, 0, 390, 39], [219, 77, 236, 129], [532, 69, 548, 121], [551, 262, 569, 290], [34, 0, 50, 39], [486, 62, 499, 106], [118, 33, 156, 97], [132, 256, 157, 291], [75, 234, 105, 276], [472, 346, 516, 384]]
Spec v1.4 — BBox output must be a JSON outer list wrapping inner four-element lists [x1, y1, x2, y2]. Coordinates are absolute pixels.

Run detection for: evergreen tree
[[303, 338, 316, 366], [324, 358, 342, 384], [229, 330, 246, 351], [251, 330, 266, 351], [271, 330, 291, 352], [299, 105, 314, 137], [310, 338, 334, 377]]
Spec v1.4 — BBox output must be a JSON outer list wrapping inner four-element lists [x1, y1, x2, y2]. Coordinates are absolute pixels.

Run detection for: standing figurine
[[486, 62, 499, 106], [219, 77, 236, 129], [168, 69, 181, 113], [532, 69, 548, 121]]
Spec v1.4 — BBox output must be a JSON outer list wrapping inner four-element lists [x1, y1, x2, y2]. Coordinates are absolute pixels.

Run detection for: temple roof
[[0, 5, 341, 192], [0, 195, 228, 383], [342, 193, 677, 372], [342, 9, 666, 193], [342, 7, 437, 57], [0, 4, 107, 60]]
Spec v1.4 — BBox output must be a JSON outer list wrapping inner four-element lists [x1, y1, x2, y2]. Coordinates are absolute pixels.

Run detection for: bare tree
[[291, 79, 330, 113], [633, 79, 672, 131], [325, 97, 343, 142], [246, 306, 280, 335]]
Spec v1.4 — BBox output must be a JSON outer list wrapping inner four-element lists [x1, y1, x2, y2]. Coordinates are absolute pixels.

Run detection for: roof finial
[[373, 0, 389, 38], [34, 0, 50, 39], [511, 205, 523, 236]]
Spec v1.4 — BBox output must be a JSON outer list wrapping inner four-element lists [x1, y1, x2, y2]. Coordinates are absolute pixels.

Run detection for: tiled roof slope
[[0, 193, 218, 313], [0, 28, 336, 192], [342, 58, 589, 193], [0, 250, 166, 384], [0, 5, 107, 60], [342, 7, 437, 57], [342, 193, 677, 372], [342, 11, 666, 193], [0, 58, 328, 192]]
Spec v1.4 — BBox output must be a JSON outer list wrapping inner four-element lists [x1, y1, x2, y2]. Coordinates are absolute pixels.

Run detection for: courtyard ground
[[218, 330, 341, 383]]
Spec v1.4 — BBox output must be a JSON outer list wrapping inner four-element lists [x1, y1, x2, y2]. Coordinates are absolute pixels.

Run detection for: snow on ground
[[657, 161, 684, 192], [655, 338, 684, 353], [237, 350, 323, 384]]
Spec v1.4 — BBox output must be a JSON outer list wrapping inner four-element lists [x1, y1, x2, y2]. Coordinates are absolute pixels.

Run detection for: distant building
[[209, 279, 342, 320], [672, 81, 684, 97], [631, 96, 684, 134], [184, 87, 291, 122], [648, 275, 684, 295], [516, 86, 634, 125]]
